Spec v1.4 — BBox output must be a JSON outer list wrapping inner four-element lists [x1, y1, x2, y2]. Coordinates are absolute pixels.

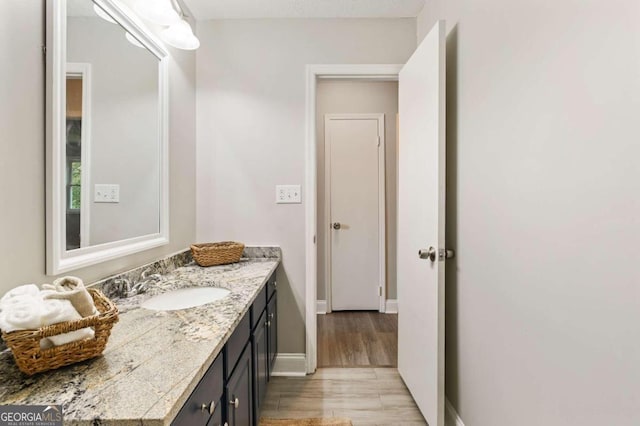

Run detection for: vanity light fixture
[[160, 19, 200, 50], [132, 0, 200, 50], [93, 4, 117, 24], [133, 0, 180, 26], [125, 32, 145, 48]]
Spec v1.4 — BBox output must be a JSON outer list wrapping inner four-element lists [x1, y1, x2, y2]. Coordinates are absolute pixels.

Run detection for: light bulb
[[133, 0, 181, 26], [125, 32, 145, 49], [160, 19, 200, 50]]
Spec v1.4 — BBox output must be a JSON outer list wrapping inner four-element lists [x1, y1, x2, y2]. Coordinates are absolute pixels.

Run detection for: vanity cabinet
[[172, 269, 278, 426]]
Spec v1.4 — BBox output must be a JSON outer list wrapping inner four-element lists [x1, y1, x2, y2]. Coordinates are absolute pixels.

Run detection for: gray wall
[[417, 1, 640, 424], [196, 19, 416, 353], [67, 17, 160, 246], [316, 80, 399, 301], [0, 0, 196, 295]]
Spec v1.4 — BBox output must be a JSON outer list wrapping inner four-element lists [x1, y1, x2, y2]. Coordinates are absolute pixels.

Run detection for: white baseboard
[[316, 300, 327, 314], [446, 398, 465, 426], [271, 353, 307, 377], [385, 299, 398, 313]]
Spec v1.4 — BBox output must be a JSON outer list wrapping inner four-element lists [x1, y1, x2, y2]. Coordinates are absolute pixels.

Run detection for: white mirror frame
[[46, 0, 170, 275]]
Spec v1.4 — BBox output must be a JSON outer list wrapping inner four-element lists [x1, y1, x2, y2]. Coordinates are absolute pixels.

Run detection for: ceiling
[[182, 0, 426, 20]]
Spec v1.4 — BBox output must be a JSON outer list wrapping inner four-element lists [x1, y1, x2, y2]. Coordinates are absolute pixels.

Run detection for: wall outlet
[[95, 184, 120, 203], [276, 185, 301, 204]]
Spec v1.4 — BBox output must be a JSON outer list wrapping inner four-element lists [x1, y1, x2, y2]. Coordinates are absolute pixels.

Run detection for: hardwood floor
[[317, 312, 398, 368], [260, 368, 426, 425]]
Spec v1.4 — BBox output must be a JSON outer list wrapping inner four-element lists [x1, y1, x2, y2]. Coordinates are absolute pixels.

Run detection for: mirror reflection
[[65, 0, 161, 251]]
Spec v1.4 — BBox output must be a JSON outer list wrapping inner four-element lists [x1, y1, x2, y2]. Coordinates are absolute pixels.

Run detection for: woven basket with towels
[[0, 279, 118, 375]]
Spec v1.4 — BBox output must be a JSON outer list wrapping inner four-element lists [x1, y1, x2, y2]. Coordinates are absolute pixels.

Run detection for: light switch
[[276, 185, 301, 204], [95, 184, 120, 203]]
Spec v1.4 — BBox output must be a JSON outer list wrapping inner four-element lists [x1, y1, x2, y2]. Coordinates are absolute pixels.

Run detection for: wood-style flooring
[[317, 312, 398, 368], [260, 368, 426, 426]]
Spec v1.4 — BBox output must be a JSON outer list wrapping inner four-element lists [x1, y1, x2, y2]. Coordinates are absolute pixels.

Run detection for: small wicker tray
[[1, 288, 119, 375], [191, 241, 245, 267]]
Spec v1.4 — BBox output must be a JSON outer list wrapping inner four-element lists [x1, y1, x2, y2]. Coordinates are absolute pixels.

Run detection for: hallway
[[317, 312, 398, 368]]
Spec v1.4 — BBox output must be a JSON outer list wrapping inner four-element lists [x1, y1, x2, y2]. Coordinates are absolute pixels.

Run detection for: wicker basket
[[1, 288, 119, 375], [191, 241, 245, 267]]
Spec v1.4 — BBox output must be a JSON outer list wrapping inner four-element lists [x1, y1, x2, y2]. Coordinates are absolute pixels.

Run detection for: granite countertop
[[0, 248, 280, 425]]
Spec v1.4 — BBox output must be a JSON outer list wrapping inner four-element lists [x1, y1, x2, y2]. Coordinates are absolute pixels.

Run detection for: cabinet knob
[[272, 280, 277, 288], [266, 320, 271, 327], [200, 401, 215, 415], [269, 313, 275, 320], [230, 397, 239, 409]]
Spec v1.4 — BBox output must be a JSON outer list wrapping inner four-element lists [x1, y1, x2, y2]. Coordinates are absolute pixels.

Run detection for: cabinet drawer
[[250, 284, 267, 330], [266, 272, 277, 302], [172, 352, 224, 426], [226, 311, 251, 379]]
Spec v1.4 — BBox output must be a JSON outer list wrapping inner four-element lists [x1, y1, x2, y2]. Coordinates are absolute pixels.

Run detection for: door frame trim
[[324, 113, 386, 313], [304, 64, 403, 374]]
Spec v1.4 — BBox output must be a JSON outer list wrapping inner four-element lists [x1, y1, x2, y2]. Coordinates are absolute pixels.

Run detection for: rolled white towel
[[42, 277, 97, 317], [0, 285, 40, 306], [0, 288, 94, 347], [0, 297, 44, 332]]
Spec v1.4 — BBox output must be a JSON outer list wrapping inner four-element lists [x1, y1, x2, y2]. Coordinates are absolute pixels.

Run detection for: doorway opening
[[304, 65, 402, 374], [315, 78, 399, 368]]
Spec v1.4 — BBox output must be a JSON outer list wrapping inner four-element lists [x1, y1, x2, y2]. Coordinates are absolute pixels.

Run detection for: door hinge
[[377, 136, 381, 147], [41, 45, 47, 56], [378, 286, 382, 296]]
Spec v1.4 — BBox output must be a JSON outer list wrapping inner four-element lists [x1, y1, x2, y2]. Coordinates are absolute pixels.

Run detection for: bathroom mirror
[[46, 0, 169, 274]]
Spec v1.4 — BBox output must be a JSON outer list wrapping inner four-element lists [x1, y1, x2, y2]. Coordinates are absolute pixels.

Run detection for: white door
[[325, 114, 385, 311], [397, 20, 447, 426]]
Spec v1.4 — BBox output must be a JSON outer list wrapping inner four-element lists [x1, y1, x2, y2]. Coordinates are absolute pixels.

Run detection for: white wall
[[67, 17, 160, 246], [196, 19, 416, 352], [0, 0, 196, 295], [316, 80, 399, 301], [417, 1, 640, 425]]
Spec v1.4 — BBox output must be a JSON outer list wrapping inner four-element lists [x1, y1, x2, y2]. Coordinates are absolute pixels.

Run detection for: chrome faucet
[[114, 278, 133, 296], [113, 268, 164, 298]]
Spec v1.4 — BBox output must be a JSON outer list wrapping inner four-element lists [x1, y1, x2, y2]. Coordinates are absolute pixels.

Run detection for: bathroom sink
[[141, 287, 231, 311]]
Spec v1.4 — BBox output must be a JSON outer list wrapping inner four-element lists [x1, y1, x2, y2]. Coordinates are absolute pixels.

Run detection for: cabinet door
[[252, 311, 268, 420], [172, 353, 224, 426], [206, 396, 224, 426], [226, 343, 253, 426], [267, 294, 278, 376]]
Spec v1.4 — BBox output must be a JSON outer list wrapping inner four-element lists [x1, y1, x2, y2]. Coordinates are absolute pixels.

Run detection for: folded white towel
[[47, 328, 95, 346], [39, 298, 80, 326]]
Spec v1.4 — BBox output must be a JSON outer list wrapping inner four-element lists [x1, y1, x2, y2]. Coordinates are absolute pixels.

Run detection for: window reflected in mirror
[[66, 75, 84, 250]]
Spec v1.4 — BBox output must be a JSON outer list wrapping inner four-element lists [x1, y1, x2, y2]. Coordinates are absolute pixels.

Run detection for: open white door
[[397, 20, 447, 426]]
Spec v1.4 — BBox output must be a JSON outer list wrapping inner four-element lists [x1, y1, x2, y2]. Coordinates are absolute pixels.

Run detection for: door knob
[[332, 222, 341, 230], [419, 247, 455, 262], [230, 397, 239, 409], [200, 401, 215, 415], [418, 247, 437, 262]]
